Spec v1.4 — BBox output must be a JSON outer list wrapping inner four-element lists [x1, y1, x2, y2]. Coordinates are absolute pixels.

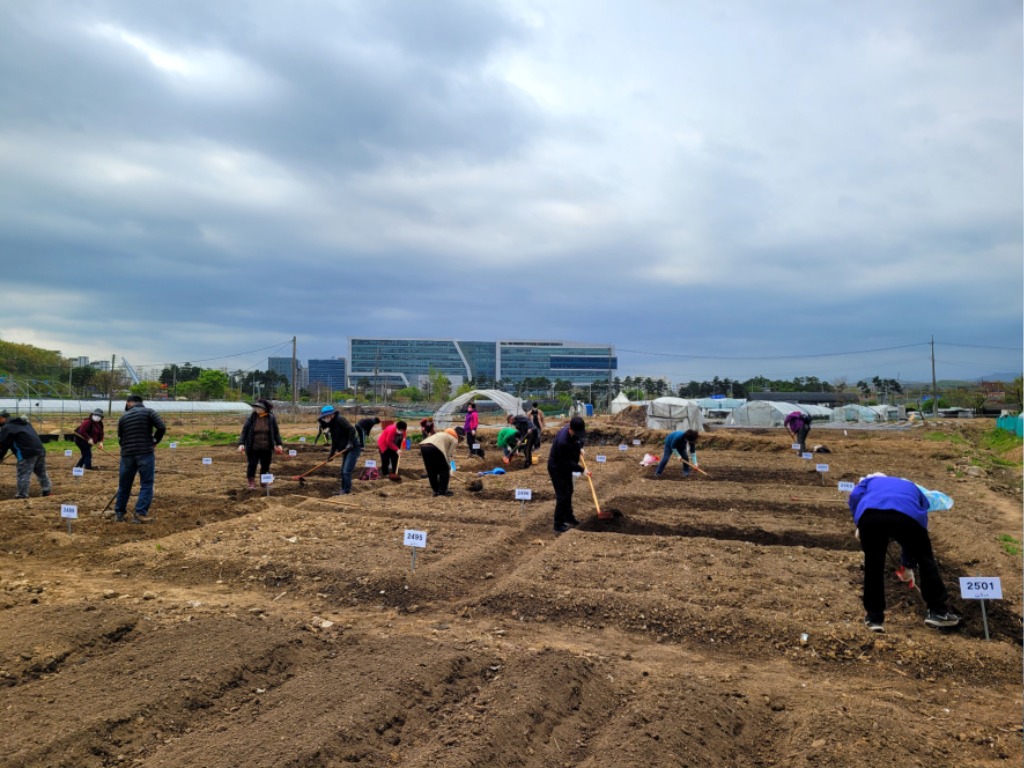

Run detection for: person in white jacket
[[420, 427, 464, 496]]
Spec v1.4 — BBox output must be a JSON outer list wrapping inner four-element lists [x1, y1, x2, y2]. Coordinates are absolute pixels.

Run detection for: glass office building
[[267, 357, 306, 388], [348, 338, 615, 387], [308, 358, 347, 391]]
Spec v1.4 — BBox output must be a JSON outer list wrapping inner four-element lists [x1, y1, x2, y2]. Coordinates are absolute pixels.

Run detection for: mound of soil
[[0, 417, 1020, 767]]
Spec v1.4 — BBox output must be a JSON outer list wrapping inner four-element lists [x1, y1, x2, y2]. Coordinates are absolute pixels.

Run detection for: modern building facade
[[268, 357, 307, 389], [307, 358, 347, 391], [347, 338, 616, 388]]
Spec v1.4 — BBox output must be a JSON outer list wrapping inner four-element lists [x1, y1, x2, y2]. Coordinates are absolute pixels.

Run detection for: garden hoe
[[579, 454, 616, 521], [387, 450, 403, 482], [680, 457, 711, 478], [290, 451, 344, 486]]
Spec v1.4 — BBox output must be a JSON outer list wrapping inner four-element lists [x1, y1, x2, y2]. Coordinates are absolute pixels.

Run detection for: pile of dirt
[[609, 404, 648, 426]]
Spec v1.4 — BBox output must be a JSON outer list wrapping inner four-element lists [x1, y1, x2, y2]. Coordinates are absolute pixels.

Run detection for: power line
[[137, 340, 293, 370], [616, 342, 929, 361]]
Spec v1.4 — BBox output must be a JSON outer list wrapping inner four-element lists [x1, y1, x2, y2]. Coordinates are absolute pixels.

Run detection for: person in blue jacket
[[848, 473, 960, 632], [653, 429, 699, 478]]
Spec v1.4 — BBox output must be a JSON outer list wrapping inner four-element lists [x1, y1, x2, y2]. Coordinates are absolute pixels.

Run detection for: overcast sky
[[2, 0, 1021, 385]]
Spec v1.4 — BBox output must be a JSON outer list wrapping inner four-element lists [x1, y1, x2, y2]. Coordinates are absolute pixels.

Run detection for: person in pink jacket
[[463, 402, 481, 457], [377, 420, 407, 477]]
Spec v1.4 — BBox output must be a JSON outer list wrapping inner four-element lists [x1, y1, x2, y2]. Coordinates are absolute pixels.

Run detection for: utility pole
[[107, 354, 116, 416], [291, 336, 298, 417], [930, 336, 938, 416]]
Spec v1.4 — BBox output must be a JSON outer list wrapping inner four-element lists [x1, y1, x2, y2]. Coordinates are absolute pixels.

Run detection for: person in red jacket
[[377, 420, 407, 477], [73, 408, 106, 470]]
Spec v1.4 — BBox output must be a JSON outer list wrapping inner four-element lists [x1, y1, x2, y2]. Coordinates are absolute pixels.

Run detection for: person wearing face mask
[[73, 408, 106, 470], [238, 398, 284, 490]]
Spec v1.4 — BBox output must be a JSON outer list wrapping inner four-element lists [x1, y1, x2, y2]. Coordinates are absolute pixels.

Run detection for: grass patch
[[163, 429, 238, 447], [997, 534, 1021, 557], [923, 431, 968, 445], [979, 427, 1023, 454]]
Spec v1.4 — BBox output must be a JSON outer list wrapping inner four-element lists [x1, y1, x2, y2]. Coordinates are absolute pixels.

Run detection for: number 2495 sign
[[404, 529, 427, 548]]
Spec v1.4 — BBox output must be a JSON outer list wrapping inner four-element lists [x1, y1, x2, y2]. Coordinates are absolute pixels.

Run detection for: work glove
[[691, 453, 698, 467], [237, 445, 246, 453], [274, 446, 284, 455], [87, 439, 94, 445]]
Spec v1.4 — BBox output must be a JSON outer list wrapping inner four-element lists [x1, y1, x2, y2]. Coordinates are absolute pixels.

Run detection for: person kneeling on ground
[[849, 473, 960, 633], [653, 429, 699, 478], [420, 426, 464, 496]]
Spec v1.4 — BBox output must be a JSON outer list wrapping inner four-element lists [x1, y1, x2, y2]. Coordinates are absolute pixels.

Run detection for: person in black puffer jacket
[[114, 395, 166, 523], [0, 411, 52, 499]]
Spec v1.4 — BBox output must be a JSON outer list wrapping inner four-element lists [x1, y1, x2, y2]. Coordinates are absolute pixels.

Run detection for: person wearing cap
[[546, 416, 590, 534], [849, 473, 961, 633], [0, 410, 53, 499], [653, 429, 700, 478], [73, 408, 106, 470], [237, 399, 284, 490], [420, 426, 465, 496], [114, 394, 166, 523], [318, 405, 358, 494], [377, 420, 407, 477]]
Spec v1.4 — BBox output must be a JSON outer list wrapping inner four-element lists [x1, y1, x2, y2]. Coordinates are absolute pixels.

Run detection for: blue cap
[[320, 405, 335, 415]]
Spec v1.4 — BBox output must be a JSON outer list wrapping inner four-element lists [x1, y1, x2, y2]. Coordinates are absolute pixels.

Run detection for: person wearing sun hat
[[238, 399, 284, 490], [317, 405, 359, 494]]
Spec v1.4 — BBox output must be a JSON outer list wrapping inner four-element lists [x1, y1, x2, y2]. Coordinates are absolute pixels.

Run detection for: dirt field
[[1, 415, 1020, 768]]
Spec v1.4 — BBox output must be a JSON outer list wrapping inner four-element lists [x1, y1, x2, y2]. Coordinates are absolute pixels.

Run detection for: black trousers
[[380, 448, 399, 476], [549, 468, 576, 525], [74, 437, 93, 469], [421, 444, 450, 494], [246, 449, 272, 480], [858, 509, 949, 619]]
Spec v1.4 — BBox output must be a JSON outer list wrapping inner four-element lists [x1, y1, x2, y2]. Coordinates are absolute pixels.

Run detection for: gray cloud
[[1, 0, 1020, 384]]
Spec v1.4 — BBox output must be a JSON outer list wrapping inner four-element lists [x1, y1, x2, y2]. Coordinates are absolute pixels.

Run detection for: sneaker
[[131, 514, 149, 525], [895, 565, 916, 590], [439, 490, 453, 497], [247, 480, 257, 490], [113, 514, 126, 523], [14, 494, 27, 500], [553, 522, 571, 534], [566, 516, 581, 527], [864, 616, 885, 633], [924, 610, 961, 629], [42, 490, 52, 497]]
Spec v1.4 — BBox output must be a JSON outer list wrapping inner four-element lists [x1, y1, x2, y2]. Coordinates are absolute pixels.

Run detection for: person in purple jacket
[[849, 473, 960, 633], [784, 410, 811, 452]]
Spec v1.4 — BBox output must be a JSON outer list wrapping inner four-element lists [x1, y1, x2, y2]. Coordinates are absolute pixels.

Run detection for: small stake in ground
[[960, 576, 1002, 640], [404, 529, 427, 573], [261, 473, 274, 496], [515, 487, 532, 516], [816, 463, 829, 485], [61, 503, 78, 536]]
